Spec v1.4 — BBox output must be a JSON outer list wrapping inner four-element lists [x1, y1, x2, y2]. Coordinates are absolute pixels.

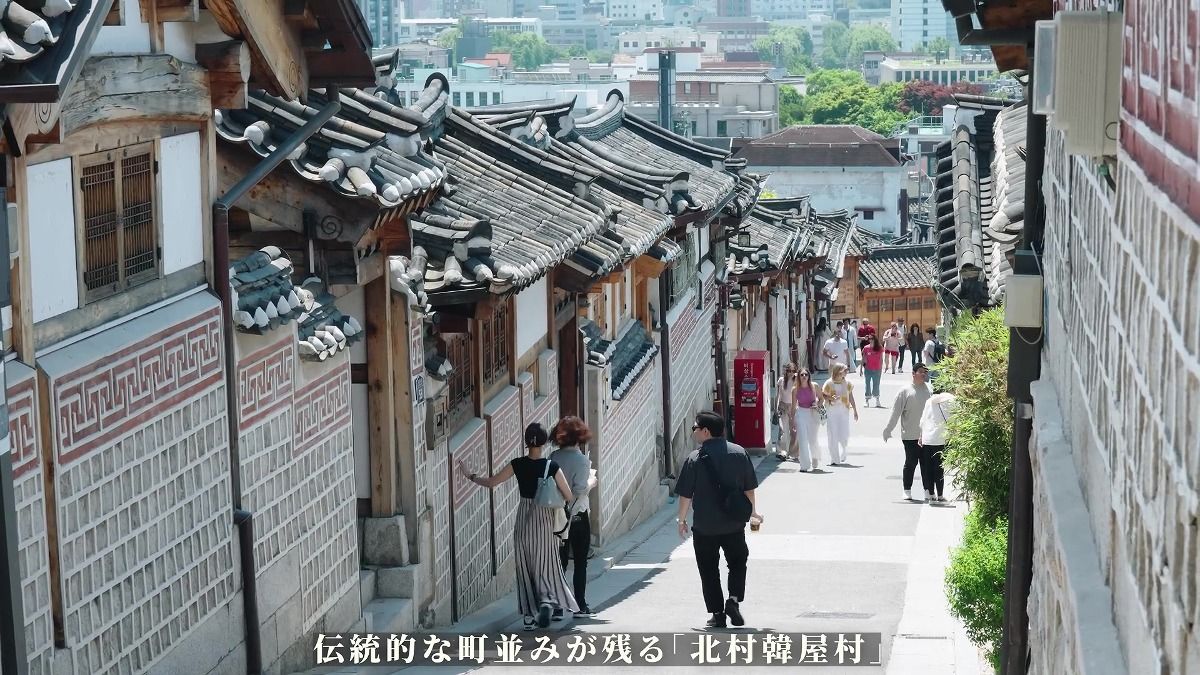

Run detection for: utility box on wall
[[425, 380, 449, 450]]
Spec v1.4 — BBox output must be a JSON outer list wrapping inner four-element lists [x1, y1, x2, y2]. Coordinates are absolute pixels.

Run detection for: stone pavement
[[300, 370, 988, 675]]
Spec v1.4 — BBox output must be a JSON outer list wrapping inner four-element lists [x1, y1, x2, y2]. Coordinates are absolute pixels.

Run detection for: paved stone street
[[306, 369, 987, 675]]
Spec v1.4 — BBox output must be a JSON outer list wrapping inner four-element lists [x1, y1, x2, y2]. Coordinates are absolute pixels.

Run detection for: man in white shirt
[[822, 328, 852, 371]]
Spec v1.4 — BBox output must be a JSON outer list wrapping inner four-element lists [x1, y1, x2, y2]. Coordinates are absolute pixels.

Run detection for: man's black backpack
[[933, 340, 947, 362], [699, 448, 753, 523]]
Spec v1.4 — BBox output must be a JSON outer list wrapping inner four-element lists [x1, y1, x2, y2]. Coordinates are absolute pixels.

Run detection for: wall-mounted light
[[737, 231, 751, 247]]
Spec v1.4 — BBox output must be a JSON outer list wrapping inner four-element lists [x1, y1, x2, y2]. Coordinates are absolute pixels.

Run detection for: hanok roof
[[934, 97, 1027, 310], [734, 125, 903, 168], [939, 0, 1051, 72], [579, 319, 659, 400], [727, 207, 805, 277], [0, 0, 112, 102], [859, 244, 936, 290]]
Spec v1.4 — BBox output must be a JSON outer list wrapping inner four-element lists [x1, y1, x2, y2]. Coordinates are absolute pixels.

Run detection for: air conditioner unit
[[1032, 11, 1122, 157]]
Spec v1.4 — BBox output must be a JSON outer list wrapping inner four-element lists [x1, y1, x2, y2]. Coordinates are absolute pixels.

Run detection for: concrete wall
[[1031, 128, 1200, 674], [760, 166, 905, 236]]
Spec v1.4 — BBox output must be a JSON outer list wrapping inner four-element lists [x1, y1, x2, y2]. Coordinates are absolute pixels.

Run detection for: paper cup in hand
[[749, 515, 762, 532]]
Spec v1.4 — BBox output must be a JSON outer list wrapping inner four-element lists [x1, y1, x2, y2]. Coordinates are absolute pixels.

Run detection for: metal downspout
[[212, 88, 342, 675], [657, 278, 673, 479]]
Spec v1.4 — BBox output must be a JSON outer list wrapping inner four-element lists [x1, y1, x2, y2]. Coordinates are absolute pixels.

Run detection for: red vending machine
[[732, 350, 770, 449]]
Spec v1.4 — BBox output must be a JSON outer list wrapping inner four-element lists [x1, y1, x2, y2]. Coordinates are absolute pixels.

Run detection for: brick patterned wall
[[292, 361, 357, 623], [448, 421, 492, 618], [407, 306, 428, 526], [595, 360, 661, 539], [45, 302, 235, 674], [667, 285, 717, 466], [1037, 128, 1200, 674], [484, 388, 522, 578], [7, 366, 53, 675], [427, 435, 452, 623]]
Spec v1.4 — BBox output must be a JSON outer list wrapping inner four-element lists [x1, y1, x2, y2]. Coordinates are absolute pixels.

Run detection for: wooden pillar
[[389, 292, 419, 526], [10, 159, 34, 366], [365, 275, 399, 517]]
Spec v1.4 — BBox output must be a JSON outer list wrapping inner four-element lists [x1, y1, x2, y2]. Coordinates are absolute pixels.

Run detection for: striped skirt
[[514, 498, 579, 617]]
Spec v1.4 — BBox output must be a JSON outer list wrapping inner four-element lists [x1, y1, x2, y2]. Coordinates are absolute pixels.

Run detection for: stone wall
[[7, 364, 54, 675], [667, 275, 718, 468], [1034, 128, 1200, 674], [38, 293, 239, 674], [447, 421, 492, 618]]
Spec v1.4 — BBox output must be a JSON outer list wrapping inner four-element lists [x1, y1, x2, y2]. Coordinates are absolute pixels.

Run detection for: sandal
[[523, 616, 536, 631]]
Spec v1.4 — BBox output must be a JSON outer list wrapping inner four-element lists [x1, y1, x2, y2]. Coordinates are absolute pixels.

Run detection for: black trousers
[[897, 346, 907, 369], [902, 439, 926, 491], [910, 348, 923, 367], [692, 529, 749, 614], [922, 444, 945, 495], [559, 512, 591, 608]]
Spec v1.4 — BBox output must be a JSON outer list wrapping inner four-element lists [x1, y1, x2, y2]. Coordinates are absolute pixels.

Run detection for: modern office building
[[889, 0, 955, 53]]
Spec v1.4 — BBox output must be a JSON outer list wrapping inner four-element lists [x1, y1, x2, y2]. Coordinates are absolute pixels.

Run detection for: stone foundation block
[[363, 516, 411, 567]]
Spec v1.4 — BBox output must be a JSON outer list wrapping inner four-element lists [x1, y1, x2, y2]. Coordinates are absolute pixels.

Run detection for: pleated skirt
[[513, 498, 579, 617]]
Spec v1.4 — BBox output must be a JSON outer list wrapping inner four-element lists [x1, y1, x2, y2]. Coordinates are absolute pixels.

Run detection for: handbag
[[698, 445, 753, 523], [552, 507, 570, 540], [533, 459, 566, 509]]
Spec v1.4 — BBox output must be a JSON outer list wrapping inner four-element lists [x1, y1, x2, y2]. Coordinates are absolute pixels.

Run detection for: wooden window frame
[[442, 331, 475, 434], [75, 142, 161, 304], [480, 298, 512, 394], [867, 299, 880, 312]]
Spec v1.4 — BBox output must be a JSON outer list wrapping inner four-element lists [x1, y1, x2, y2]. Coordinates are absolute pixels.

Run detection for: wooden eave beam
[[196, 41, 251, 109], [154, 0, 198, 22], [205, 0, 309, 101], [58, 55, 209, 136]]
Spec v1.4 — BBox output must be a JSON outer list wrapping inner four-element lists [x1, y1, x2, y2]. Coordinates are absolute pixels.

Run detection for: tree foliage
[[490, 32, 562, 71], [898, 79, 986, 116], [753, 25, 813, 74], [846, 25, 897, 67], [946, 511, 1008, 670], [939, 307, 1013, 525], [818, 22, 850, 69], [794, 70, 909, 135]]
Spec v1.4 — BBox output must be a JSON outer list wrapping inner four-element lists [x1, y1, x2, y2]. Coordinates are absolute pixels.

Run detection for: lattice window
[[879, 298, 894, 314], [908, 297, 923, 309], [924, 297, 936, 309], [78, 144, 159, 302], [867, 299, 880, 312], [443, 332, 474, 432], [481, 300, 511, 390]]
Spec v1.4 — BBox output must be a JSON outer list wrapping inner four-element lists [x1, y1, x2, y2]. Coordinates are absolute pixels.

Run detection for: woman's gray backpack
[[533, 459, 566, 508]]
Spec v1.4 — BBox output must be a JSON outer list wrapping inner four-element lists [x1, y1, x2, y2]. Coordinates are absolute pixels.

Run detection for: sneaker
[[552, 608, 565, 621], [903, 489, 913, 500], [725, 598, 745, 627], [523, 616, 536, 631], [925, 491, 935, 502], [573, 606, 594, 618], [705, 612, 727, 628], [537, 603, 552, 628]]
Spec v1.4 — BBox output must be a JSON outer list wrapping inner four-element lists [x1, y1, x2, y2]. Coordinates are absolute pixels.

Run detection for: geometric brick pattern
[[668, 284, 718, 468], [427, 435, 451, 622], [484, 388, 522, 579], [1039, 127, 1200, 674], [595, 359, 660, 539], [448, 422, 491, 619], [7, 371, 54, 675]]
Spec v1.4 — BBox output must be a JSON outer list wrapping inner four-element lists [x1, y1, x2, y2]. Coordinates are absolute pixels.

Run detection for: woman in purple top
[[790, 369, 823, 471]]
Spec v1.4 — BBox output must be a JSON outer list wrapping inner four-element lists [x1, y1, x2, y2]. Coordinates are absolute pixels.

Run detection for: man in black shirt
[[675, 411, 763, 628]]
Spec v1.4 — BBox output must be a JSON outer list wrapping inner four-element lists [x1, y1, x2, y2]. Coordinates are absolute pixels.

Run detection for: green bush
[[939, 308, 1013, 525], [945, 511, 1008, 670]]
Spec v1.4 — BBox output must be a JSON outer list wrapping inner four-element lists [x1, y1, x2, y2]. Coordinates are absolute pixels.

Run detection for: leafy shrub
[[938, 308, 1013, 525], [945, 511, 1009, 670]]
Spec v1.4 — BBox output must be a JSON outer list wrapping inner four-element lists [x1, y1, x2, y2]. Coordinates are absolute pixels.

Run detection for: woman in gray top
[[549, 416, 598, 617]]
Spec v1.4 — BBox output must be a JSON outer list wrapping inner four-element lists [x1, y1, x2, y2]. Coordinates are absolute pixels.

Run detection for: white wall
[[91, 0, 196, 61], [28, 159, 78, 323], [762, 165, 905, 235], [515, 277, 548, 357], [160, 132, 204, 275]]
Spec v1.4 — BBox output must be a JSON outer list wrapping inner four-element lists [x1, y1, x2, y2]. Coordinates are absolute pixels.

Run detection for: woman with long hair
[[790, 368, 823, 471], [882, 322, 902, 374], [908, 324, 924, 368], [919, 382, 955, 502], [549, 416, 599, 617], [822, 363, 859, 465], [861, 334, 885, 408], [774, 364, 799, 461], [456, 423, 578, 629]]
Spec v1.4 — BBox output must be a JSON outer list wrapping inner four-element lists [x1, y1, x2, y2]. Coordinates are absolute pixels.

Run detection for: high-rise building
[[888, 0, 954, 53], [357, 0, 405, 46]]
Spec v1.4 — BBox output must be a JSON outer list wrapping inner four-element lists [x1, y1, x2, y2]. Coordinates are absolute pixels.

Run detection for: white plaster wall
[[91, 0, 152, 54], [160, 132, 204, 275], [514, 277, 548, 357], [761, 165, 905, 235], [27, 159, 78, 323], [352, 384, 371, 499]]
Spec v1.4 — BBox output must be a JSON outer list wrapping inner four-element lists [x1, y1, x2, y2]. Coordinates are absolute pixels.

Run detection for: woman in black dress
[[456, 423, 578, 629]]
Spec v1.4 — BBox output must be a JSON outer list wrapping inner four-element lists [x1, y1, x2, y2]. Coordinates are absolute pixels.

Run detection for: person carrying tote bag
[[456, 423, 577, 629]]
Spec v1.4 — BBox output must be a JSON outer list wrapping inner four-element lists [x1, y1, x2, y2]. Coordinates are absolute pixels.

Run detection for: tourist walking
[[861, 334, 885, 408], [822, 363, 859, 465], [919, 384, 956, 503], [814, 318, 832, 371], [896, 319, 908, 372], [922, 327, 941, 381], [844, 320, 859, 372], [882, 364, 933, 501], [675, 412, 762, 629], [773, 365, 798, 461], [790, 368, 823, 470], [549, 416, 599, 617], [457, 423, 578, 629], [882, 323, 902, 374], [822, 326, 853, 372], [907, 324, 925, 368], [856, 319, 876, 366]]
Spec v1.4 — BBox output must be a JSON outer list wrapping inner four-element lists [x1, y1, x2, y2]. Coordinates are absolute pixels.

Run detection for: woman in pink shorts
[[882, 322, 902, 374]]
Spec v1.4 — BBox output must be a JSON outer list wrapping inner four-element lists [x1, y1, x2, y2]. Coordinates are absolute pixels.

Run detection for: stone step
[[375, 565, 418, 600], [359, 569, 377, 608], [363, 598, 415, 634]]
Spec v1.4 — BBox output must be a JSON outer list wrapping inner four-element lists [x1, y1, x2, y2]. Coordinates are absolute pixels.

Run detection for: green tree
[[946, 511, 1008, 669], [926, 36, 953, 58], [754, 24, 814, 74], [846, 24, 897, 67], [788, 70, 910, 135], [586, 49, 614, 64], [818, 21, 850, 69], [490, 32, 562, 70], [778, 85, 806, 126]]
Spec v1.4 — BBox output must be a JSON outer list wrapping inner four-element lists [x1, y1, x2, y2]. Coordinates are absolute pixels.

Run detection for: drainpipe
[[657, 278, 673, 478], [212, 87, 342, 675]]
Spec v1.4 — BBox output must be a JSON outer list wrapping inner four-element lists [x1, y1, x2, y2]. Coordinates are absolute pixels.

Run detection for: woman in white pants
[[822, 363, 859, 465], [790, 368, 823, 471]]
